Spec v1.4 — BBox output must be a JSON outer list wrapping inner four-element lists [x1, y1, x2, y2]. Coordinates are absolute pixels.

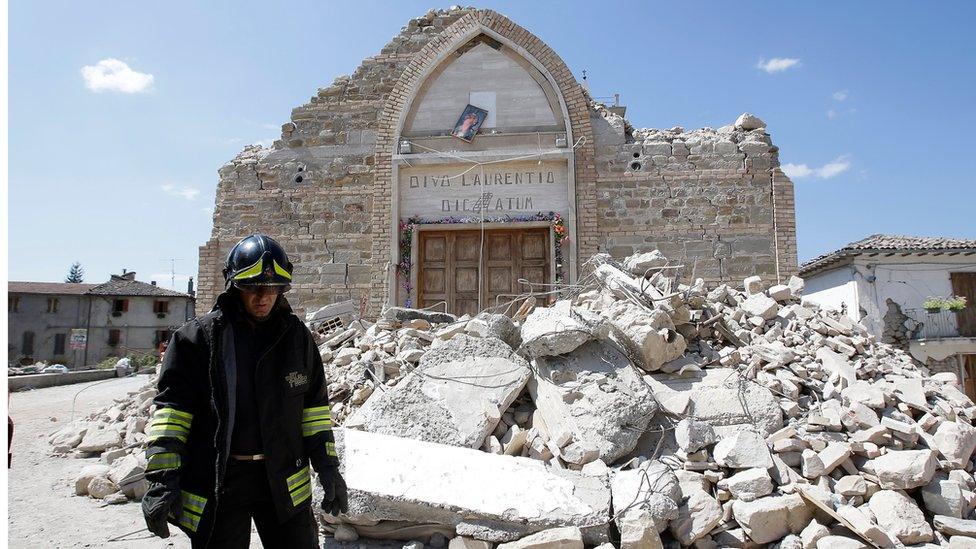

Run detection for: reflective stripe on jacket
[[144, 290, 340, 543]]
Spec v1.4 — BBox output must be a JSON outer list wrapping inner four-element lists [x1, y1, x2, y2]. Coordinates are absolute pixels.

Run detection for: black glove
[[142, 477, 182, 538], [319, 467, 348, 516]]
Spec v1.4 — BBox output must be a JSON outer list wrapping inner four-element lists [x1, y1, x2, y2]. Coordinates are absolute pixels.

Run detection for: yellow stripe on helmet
[[273, 260, 292, 280], [232, 256, 264, 280]]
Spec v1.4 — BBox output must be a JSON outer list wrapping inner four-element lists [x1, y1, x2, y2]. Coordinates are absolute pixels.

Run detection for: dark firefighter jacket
[[143, 290, 339, 543]]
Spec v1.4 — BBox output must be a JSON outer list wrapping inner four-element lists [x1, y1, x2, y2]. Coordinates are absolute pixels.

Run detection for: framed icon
[[451, 104, 489, 142]]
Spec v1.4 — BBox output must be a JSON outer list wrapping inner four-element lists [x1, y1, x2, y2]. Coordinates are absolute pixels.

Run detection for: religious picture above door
[[451, 104, 488, 142]]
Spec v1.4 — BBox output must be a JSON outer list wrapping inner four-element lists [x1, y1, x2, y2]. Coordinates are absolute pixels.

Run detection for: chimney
[[187, 277, 195, 297]]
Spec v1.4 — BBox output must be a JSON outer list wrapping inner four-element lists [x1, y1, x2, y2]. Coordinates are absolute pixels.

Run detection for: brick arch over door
[[368, 9, 599, 314]]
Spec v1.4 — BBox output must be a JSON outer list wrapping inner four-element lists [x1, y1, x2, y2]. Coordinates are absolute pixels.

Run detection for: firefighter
[[141, 234, 347, 548]]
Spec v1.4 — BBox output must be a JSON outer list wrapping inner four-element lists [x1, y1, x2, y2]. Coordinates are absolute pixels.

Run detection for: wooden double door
[[418, 228, 550, 317]]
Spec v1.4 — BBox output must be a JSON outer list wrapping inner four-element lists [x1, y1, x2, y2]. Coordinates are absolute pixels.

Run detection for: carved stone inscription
[[399, 160, 570, 218]]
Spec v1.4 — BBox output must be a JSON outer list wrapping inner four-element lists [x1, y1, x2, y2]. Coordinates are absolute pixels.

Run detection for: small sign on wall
[[451, 104, 489, 142], [69, 329, 87, 350]]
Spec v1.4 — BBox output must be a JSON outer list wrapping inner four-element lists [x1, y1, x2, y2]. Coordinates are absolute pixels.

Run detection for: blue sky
[[9, 1, 976, 289]]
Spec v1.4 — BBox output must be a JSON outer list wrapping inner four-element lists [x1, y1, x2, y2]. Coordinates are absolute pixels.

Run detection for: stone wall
[[198, 7, 798, 316], [590, 106, 797, 286]]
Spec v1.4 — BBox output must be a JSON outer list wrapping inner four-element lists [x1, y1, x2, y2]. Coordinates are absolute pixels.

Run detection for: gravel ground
[[7, 375, 256, 549]]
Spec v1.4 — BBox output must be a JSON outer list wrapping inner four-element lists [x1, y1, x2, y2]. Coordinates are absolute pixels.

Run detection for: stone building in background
[[8, 272, 195, 368], [198, 7, 797, 318]]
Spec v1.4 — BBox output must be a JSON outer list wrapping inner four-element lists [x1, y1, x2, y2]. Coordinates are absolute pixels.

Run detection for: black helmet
[[223, 234, 293, 290]]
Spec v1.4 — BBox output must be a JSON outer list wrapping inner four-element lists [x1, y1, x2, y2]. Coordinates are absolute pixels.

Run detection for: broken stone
[[103, 492, 128, 505], [449, 537, 493, 549], [669, 490, 723, 546], [530, 339, 657, 463], [815, 347, 856, 387], [560, 441, 600, 466], [622, 250, 669, 276], [611, 461, 680, 533], [744, 276, 763, 295], [75, 427, 122, 453], [841, 382, 886, 409], [502, 425, 528, 457], [618, 509, 664, 549], [814, 536, 866, 549], [496, 526, 584, 549], [603, 300, 685, 372], [935, 516, 976, 537], [950, 537, 976, 549], [922, 476, 969, 518], [787, 275, 805, 297], [741, 293, 780, 320], [675, 418, 716, 454], [644, 368, 782, 437], [731, 493, 812, 544], [339, 429, 610, 545], [334, 524, 359, 542], [346, 335, 531, 449], [735, 113, 766, 131], [75, 464, 111, 496], [834, 475, 867, 497], [768, 284, 792, 302], [48, 423, 88, 449], [87, 476, 119, 499], [520, 305, 608, 358], [801, 449, 825, 479], [397, 349, 425, 363], [477, 313, 519, 348], [834, 505, 899, 549], [873, 449, 938, 489], [868, 489, 934, 544], [717, 468, 773, 500], [800, 520, 830, 549], [384, 306, 456, 325], [816, 442, 851, 475], [713, 430, 774, 469], [935, 421, 976, 469]]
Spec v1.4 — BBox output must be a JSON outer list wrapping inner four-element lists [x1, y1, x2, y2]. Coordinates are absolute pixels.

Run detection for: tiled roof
[[86, 279, 193, 298], [800, 234, 976, 276], [8, 282, 97, 295]]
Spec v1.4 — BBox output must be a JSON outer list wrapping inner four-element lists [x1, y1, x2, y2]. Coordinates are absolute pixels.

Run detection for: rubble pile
[[321, 252, 976, 548], [48, 249, 976, 548], [48, 375, 156, 504]]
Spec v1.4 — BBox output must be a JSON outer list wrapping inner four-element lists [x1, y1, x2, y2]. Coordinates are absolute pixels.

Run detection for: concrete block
[[346, 335, 530, 449], [644, 368, 783, 437], [530, 340, 657, 463], [338, 429, 611, 544]]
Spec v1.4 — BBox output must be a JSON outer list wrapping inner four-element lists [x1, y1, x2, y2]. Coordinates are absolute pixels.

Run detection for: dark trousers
[[195, 460, 319, 549]]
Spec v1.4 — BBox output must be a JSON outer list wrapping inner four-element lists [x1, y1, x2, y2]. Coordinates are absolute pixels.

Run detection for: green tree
[[65, 262, 85, 283]]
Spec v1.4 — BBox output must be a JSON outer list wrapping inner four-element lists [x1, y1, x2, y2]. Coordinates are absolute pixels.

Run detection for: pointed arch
[[368, 9, 598, 311]]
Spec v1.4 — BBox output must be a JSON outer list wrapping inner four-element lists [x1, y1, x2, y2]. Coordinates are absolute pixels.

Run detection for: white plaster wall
[[804, 255, 976, 340], [852, 256, 976, 339], [407, 43, 557, 132], [803, 266, 859, 318]]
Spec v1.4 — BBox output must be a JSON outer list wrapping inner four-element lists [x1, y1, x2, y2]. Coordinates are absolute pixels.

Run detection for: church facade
[[198, 7, 797, 317]]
